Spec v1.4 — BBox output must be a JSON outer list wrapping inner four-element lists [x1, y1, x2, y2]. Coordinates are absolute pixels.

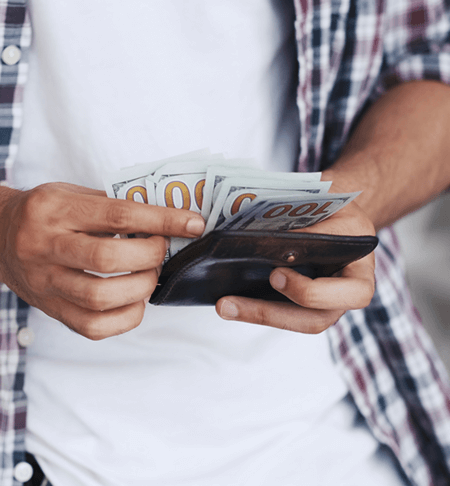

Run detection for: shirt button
[[1, 45, 21, 65], [17, 327, 35, 347], [14, 461, 34, 482]]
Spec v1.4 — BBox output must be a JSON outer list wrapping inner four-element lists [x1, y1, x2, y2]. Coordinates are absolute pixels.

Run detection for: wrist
[[322, 152, 384, 230]]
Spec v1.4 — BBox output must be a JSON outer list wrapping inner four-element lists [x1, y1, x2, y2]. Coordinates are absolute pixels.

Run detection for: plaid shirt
[[1, 0, 450, 485]]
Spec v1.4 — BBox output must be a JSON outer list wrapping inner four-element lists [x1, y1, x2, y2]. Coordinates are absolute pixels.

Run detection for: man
[[1, 1, 450, 485]]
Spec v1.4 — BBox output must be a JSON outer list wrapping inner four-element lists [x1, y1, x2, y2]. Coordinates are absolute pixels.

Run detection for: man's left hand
[[216, 201, 376, 333]]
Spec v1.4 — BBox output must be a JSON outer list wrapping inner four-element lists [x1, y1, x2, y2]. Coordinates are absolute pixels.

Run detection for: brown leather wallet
[[150, 230, 378, 306]]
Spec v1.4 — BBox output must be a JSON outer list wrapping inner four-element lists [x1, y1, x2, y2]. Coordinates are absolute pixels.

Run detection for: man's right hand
[[0, 182, 205, 340]]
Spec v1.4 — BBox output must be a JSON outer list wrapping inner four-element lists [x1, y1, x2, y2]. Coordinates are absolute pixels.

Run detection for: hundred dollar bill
[[103, 148, 360, 260], [152, 157, 222, 184], [103, 149, 214, 201], [114, 178, 157, 205], [200, 163, 261, 220], [215, 192, 361, 233], [103, 150, 217, 257], [104, 165, 163, 202], [151, 158, 226, 257], [151, 159, 222, 213], [203, 178, 332, 234], [202, 166, 322, 220]]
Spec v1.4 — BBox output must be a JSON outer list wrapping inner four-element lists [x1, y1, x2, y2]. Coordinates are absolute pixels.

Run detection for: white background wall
[[394, 194, 450, 372]]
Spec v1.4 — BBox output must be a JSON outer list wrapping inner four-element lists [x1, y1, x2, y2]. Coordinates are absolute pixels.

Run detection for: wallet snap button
[[282, 251, 298, 263]]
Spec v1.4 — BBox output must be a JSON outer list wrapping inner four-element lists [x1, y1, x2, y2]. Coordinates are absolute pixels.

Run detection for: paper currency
[[103, 148, 214, 201], [114, 178, 156, 205], [103, 150, 223, 257], [204, 178, 332, 234], [201, 164, 261, 220], [152, 160, 220, 213], [103, 149, 361, 259], [216, 193, 361, 232], [201, 165, 320, 220]]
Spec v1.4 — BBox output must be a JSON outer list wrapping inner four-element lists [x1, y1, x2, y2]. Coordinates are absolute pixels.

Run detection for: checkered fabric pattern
[[0, 2, 31, 485], [293, 0, 450, 484], [1, 0, 450, 485]]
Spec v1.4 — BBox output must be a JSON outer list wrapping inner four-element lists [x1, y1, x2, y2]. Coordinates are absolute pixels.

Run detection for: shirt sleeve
[[376, 0, 450, 91]]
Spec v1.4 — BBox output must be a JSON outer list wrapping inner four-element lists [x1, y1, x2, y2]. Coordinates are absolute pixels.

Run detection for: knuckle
[[155, 238, 169, 263], [14, 228, 34, 261], [294, 284, 316, 308], [145, 236, 168, 266], [308, 322, 329, 334], [84, 284, 108, 311], [105, 204, 132, 233], [51, 234, 73, 260], [143, 272, 158, 298], [161, 214, 176, 235], [117, 307, 144, 335], [22, 185, 57, 222], [76, 317, 107, 341], [89, 242, 116, 273], [308, 311, 343, 334], [150, 269, 160, 291], [254, 305, 272, 327], [84, 329, 106, 341], [15, 187, 64, 261], [359, 280, 375, 308], [73, 304, 145, 341], [23, 187, 46, 214]]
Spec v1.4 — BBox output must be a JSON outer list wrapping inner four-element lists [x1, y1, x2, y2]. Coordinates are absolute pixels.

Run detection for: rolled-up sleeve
[[377, 0, 450, 90]]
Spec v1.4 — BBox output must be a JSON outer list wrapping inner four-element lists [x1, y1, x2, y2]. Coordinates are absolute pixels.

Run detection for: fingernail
[[186, 218, 205, 236], [270, 271, 287, 290], [220, 300, 239, 320]]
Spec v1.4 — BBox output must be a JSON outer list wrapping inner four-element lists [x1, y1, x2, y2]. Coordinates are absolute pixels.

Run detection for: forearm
[[323, 80, 450, 231]]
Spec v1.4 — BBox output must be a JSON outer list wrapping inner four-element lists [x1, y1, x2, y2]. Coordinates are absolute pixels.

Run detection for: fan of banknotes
[[103, 149, 360, 259]]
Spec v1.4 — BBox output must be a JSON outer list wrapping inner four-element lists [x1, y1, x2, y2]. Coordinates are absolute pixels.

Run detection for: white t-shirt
[[14, 1, 405, 485]]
